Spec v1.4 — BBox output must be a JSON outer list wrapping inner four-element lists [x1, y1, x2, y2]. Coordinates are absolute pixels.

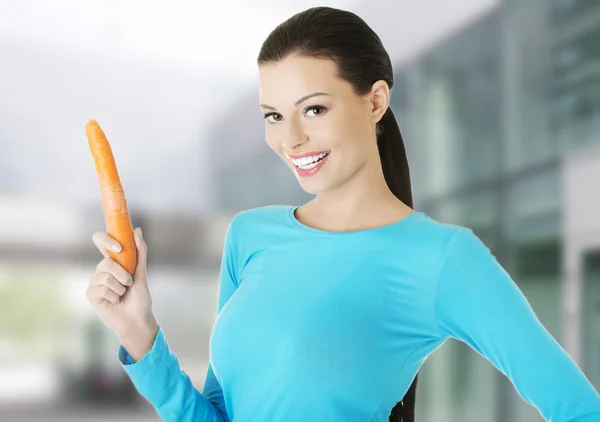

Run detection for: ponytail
[[377, 106, 418, 422], [377, 107, 414, 210]]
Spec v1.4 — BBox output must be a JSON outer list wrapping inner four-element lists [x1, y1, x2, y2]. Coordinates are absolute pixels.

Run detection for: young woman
[[86, 6, 600, 422]]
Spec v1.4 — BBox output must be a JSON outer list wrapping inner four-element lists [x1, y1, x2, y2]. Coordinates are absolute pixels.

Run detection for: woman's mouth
[[289, 151, 331, 177]]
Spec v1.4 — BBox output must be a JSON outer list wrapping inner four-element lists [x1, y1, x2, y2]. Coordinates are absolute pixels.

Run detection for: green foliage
[[0, 266, 69, 340]]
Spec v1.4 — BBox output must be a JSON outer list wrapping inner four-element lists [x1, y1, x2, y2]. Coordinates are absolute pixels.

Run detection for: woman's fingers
[[133, 227, 148, 281], [92, 271, 128, 294], [88, 231, 137, 306], [95, 258, 133, 288], [87, 258, 133, 305], [92, 231, 122, 257], [86, 279, 122, 305], [87, 259, 133, 305]]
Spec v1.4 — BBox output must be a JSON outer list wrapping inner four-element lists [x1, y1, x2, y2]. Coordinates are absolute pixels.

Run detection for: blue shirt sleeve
[[434, 227, 600, 421], [117, 214, 241, 422], [118, 327, 226, 421]]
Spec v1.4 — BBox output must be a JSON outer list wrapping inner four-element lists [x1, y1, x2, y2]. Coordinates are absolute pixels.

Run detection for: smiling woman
[[86, 5, 600, 422], [238, 8, 415, 419]]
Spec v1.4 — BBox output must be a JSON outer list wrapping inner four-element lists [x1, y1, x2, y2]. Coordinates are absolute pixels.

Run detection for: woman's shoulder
[[233, 204, 290, 219], [229, 204, 291, 228], [419, 214, 470, 244], [224, 205, 293, 245], [418, 215, 487, 255], [414, 217, 499, 286], [389, 211, 465, 252], [398, 214, 486, 275]]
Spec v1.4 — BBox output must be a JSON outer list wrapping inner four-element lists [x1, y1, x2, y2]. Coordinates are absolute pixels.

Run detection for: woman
[[86, 6, 600, 422]]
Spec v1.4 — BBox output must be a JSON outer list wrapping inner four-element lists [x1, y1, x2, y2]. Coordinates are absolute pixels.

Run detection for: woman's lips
[[293, 152, 330, 178]]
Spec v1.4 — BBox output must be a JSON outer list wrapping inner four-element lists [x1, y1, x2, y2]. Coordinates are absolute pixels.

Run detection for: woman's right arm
[[87, 215, 241, 422], [118, 326, 229, 422], [117, 215, 241, 422]]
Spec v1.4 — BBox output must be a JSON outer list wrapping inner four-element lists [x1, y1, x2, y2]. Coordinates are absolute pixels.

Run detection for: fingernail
[[112, 243, 121, 252]]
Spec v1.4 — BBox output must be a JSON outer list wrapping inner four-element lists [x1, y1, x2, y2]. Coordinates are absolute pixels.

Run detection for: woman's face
[[258, 55, 389, 195]]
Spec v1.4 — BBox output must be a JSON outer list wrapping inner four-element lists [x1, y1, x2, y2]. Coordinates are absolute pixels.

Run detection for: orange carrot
[[85, 119, 137, 275]]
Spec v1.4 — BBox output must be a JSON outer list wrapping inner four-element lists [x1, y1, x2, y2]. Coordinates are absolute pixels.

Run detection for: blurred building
[[393, 1, 600, 420], [0, 197, 226, 415], [208, 1, 600, 421], [0, 197, 226, 270]]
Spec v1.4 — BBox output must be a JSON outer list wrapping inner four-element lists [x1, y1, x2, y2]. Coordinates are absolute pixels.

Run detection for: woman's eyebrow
[[260, 92, 331, 110]]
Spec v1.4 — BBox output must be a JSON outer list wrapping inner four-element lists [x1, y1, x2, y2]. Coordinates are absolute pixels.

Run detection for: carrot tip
[[86, 119, 99, 129]]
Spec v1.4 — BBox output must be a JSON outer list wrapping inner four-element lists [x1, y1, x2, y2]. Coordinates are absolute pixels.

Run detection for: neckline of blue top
[[286, 205, 430, 235]]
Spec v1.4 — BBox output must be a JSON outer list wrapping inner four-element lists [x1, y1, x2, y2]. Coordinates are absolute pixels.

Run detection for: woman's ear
[[369, 80, 390, 125]]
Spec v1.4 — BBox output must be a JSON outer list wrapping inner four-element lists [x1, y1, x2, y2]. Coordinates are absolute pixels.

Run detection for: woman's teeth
[[292, 152, 330, 169]]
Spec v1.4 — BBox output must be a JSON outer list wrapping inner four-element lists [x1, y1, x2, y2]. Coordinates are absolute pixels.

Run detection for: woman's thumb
[[133, 227, 148, 281]]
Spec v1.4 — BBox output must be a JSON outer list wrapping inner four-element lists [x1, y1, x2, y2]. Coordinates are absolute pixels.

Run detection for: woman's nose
[[281, 122, 308, 151], [282, 137, 307, 151]]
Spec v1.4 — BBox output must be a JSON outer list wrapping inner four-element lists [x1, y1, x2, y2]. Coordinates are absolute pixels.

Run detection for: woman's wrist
[[119, 317, 160, 363]]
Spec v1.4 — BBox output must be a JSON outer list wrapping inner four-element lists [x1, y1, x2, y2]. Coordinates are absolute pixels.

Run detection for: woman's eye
[[263, 106, 326, 124], [305, 105, 326, 117], [263, 113, 282, 124]]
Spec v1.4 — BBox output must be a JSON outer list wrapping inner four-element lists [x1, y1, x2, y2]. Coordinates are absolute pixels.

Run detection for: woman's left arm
[[434, 227, 600, 421]]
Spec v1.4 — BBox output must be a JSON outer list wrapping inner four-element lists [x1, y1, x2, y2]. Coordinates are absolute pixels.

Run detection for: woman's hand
[[86, 227, 159, 361]]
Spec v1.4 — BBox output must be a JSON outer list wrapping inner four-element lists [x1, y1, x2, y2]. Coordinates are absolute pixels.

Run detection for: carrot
[[85, 119, 137, 275]]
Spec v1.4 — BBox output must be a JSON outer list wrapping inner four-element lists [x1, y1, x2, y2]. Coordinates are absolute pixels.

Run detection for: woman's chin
[[289, 161, 335, 195], [296, 178, 330, 196]]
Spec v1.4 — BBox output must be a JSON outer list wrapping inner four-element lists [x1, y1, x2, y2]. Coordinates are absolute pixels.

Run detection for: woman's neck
[[298, 173, 413, 232]]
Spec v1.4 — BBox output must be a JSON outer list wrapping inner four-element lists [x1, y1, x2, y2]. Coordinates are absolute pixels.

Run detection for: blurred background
[[1, 0, 599, 421]]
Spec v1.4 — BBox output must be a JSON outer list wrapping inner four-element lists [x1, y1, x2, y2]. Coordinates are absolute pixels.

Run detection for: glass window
[[551, 0, 600, 22], [507, 169, 561, 220], [550, 20, 600, 149], [419, 13, 502, 196], [441, 193, 498, 228]]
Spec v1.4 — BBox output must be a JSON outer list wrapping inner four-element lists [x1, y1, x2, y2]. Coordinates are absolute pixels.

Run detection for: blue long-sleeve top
[[117, 205, 600, 421]]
